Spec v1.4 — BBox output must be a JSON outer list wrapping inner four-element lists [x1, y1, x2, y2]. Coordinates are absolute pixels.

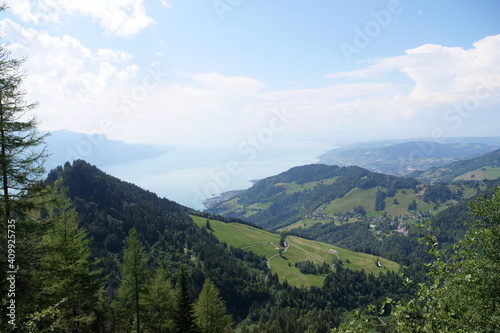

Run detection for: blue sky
[[2, 0, 500, 147]]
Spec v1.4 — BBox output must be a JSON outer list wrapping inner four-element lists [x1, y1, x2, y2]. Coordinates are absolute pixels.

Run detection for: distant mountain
[[318, 138, 500, 176], [43, 130, 174, 170], [407, 149, 500, 183]]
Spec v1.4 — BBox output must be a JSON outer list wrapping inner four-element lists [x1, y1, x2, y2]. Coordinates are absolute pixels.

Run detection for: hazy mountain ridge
[[318, 138, 500, 176], [407, 148, 500, 183], [44, 130, 174, 170]]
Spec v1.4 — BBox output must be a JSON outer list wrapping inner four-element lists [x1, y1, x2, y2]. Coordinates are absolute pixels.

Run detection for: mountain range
[[318, 137, 500, 176], [43, 129, 174, 170]]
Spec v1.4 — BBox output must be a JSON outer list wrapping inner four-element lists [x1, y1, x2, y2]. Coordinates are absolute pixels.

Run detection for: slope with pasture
[[191, 215, 399, 288]]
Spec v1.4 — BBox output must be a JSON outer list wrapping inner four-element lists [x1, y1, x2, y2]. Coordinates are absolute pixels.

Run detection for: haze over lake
[[101, 141, 334, 210]]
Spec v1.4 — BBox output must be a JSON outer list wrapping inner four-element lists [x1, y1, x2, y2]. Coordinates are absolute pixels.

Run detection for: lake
[[102, 140, 335, 210]]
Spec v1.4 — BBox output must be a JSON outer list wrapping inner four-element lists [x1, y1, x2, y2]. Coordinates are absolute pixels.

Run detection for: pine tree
[[0, 10, 52, 329], [0, 19, 49, 222], [37, 191, 103, 331], [116, 228, 149, 333], [194, 278, 233, 333], [141, 268, 176, 332], [174, 265, 199, 333]]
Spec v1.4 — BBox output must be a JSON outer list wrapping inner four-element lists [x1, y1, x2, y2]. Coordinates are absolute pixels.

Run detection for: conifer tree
[[174, 265, 199, 333], [142, 268, 176, 332], [194, 278, 232, 333], [37, 191, 103, 331], [0, 8, 52, 329], [0, 12, 49, 222], [116, 228, 149, 333]]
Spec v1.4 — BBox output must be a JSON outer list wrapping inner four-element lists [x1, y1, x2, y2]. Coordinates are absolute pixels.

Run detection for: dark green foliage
[[444, 185, 500, 331], [374, 190, 386, 211], [353, 205, 366, 215], [43, 160, 483, 332], [295, 261, 330, 275], [0, 27, 55, 331], [141, 268, 176, 332], [194, 278, 233, 333], [35, 192, 103, 331], [423, 182, 454, 203], [334, 186, 500, 332], [174, 265, 199, 333], [0, 42, 49, 221], [116, 228, 149, 332], [190, 210, 265, 230], [407, 199, 417, 211]]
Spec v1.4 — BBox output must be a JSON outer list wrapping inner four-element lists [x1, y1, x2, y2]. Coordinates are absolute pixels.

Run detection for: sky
[[1, 0, 500, 149]]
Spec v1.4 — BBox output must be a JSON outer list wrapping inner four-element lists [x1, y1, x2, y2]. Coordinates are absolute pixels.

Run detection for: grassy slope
[[281, 184, 469, 231], [452, 166, 500, 181], [191, 215, 399, 288]]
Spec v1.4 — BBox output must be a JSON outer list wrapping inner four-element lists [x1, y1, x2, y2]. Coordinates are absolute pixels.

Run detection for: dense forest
[[1, 159, 416, 332]]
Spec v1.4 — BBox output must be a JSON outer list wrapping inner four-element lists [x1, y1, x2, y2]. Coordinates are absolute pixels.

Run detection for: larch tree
[[0, 7, 52, 330], [0, 21, 49, 222], [116, 228, 149, 333], [194, 278, 233, 333], [141, 267, 176, 333], [36, 190, 104, 331]]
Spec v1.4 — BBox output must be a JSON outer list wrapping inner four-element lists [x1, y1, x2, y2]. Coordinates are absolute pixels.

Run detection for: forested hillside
[[9, 160, 409, 332], [208, 164, 420, 230], [208, 161, 500, 268], [207, 164, 485, 233]]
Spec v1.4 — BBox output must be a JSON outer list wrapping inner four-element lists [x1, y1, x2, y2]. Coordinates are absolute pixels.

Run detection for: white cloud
[[255, 34, 500, 138], [1, 19, 137, 132], [327, 34, 500, 105], [7, 0, 155, 38], [3, 16, 499, 147], [109, 72, 267, 145]]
